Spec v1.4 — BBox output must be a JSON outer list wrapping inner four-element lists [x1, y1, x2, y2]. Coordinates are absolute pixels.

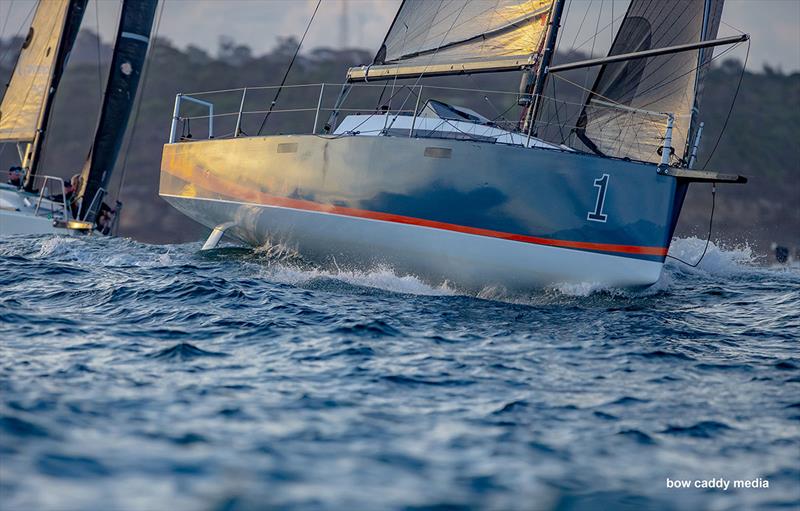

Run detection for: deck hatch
[[424, 147, 452, 159], [276, 143, 298, 153]]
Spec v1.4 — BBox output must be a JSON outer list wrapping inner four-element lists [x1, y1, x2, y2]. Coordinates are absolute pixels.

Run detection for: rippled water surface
[[1, 235, 798, 511]]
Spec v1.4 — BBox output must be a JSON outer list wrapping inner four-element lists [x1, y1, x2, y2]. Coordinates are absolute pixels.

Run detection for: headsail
[[348, 0, 554, 81], [0, 0, 87, 143], [78, 0, 158, 220], [575, 0, 724, 164]]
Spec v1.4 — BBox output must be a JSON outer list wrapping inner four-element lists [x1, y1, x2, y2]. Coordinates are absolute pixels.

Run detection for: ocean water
[[0, 234, 798, 511]]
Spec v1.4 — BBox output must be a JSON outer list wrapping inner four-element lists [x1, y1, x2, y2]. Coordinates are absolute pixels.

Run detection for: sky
[[2, 0, 799, 72]]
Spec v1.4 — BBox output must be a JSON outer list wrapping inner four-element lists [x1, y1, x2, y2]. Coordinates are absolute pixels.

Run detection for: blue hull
[[160, 135, 687, 289]]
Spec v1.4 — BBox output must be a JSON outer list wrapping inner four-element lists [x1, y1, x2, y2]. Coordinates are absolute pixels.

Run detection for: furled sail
[[575, 0, 724, 164], [348, 0, 554, 81], [78, 0, 158, 220], [0, 0, 87, 143]]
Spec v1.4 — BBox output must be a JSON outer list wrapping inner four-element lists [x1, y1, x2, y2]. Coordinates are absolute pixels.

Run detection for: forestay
[[0, 1, 74, 142], [575, 0, 724, 164]]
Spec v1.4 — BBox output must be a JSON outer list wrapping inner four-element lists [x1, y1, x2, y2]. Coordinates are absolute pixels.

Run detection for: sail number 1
[[587, 174, 610, 223]]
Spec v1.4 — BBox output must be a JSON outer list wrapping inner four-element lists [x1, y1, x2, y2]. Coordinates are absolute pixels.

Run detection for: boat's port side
[[160, 134, 682, 289], [162, 191, 664, 290]]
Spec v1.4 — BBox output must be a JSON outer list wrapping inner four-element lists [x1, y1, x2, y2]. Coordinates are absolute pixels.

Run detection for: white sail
[[349, 0, 554, 81], [0, 0, 71, 142], [380, 0, 554, 65]]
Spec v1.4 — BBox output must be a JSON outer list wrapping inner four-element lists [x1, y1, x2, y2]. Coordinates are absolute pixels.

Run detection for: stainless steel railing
[[33, 175, 70, 220], [166, 82, 675, 156]]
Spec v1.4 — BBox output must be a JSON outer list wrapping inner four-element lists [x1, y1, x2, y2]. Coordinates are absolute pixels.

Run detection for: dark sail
[[78, 0, 158, 220], [574, 0, 724, 164]]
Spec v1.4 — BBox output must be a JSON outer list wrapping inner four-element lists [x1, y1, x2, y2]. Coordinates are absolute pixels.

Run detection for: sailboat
[[159, 0, 748, 291], [0, 0, 158, 236]]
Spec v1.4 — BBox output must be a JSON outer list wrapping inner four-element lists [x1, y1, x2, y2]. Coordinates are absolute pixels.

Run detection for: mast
[[524, 0, 565, 134], [14, 0, 89, 191], [77, 0, 158, 221]]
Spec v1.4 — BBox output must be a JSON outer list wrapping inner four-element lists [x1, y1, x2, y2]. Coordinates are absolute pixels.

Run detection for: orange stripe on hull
[[246, 194, 669, 257], [161, 162, 668, 258]]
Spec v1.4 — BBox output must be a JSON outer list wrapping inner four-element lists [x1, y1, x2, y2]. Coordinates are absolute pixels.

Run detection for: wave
[[249, 236, 765, 302], [257, 262, 457, 297], [13, 234, 792, 303], [551, 237, 766, 299], [664, 237, 758, 276], [31, 235, 192, 268]]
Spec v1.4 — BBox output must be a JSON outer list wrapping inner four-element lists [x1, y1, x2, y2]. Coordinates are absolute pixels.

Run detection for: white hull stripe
[[121, 32, 150, 43]]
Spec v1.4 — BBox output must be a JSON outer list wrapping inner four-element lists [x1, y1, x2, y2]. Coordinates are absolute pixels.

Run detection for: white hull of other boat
[[0, 181, 92, 236]]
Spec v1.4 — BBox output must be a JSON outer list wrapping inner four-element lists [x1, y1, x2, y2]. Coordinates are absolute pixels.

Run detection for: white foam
[[33, 235, 189, 268], [665, 237, 757, 276], [539, 238, 758, 299], [250, 237, 766, 301], [27, 235, 771, 302], [257, 262, 456, 296], [35, 236, 81, 258]]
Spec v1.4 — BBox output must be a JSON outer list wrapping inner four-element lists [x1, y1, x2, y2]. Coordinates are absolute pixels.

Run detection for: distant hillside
[[2, 35, 798, 255]]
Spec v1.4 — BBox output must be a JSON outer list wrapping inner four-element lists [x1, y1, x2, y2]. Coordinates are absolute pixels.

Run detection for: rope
[[256, 0, 322, 135], [666, 183, 716, 268]]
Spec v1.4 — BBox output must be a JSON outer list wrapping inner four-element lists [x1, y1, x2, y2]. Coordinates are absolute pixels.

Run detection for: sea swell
[[0, 234, 798, 510]]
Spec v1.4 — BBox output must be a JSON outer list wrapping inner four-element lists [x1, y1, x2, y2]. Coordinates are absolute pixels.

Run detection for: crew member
[[49, 174, 82, 218], [7, 166, 23, 187], [95, 202, 117, 235]]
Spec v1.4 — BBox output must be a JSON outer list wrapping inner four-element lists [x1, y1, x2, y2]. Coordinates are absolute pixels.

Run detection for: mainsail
[[78, 0, 158, 220], [349, 0, 554, 81], [575, 0, 724, 164], [0, 0, 87, 143]]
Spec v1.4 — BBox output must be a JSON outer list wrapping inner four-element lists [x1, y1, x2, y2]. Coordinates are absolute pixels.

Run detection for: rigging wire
[[666, 40, 749, 269], [0, 0, 15, 43], [466, 74, 514, 127], [566, 0, 593, 54], [384, 1, 468, 132], [113, 0, 166, 202], [583, 0, 603, 102], [700, 39, 750, 170], [256, 0, 322, 136], [94, 0, 103, 99], [0, 2, 36, 78], [610, 0, 614, 47]]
